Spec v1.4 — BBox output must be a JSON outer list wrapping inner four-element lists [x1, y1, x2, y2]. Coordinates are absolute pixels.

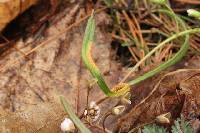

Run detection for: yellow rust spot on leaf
[[112, 83, 130, 96], [86, 41, 99, 71]]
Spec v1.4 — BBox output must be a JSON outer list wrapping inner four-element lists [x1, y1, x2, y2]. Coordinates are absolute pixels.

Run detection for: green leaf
[[171, 116, 193, 133], [142, 124, 167, 133], [150, 0, 166, 5], [82, 11, 95, 51], [187, 9, 200, 19], [81, 12, 130, 97], [60, 96, 92, 133], [102, 0, 113, 7], [81, 11, 113, 96]]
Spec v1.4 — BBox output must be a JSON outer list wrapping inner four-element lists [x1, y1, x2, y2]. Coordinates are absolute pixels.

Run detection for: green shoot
[[60, 2, 199, 132], [81, 5, 200, 97], [128, 28, 200, 85], [187, 9, 200, 20], [81, 11, 130, 97], [60, 96, 92, 133]]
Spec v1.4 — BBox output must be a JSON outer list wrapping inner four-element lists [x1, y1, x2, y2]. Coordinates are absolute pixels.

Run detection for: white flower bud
[[60, 118, 75, 132], [187, 9, 200, 19]]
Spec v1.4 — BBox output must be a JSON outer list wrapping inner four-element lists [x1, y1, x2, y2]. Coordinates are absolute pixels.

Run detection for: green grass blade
[[81, 12, 130, 97], [127, 9, 200, 85], [102, 0, 113, 7], [60, 96, 92, 133], [81, 12, 113, 96]]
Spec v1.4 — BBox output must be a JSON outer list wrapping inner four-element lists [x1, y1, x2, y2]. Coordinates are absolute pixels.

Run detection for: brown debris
[[0, 0, 39, 32]]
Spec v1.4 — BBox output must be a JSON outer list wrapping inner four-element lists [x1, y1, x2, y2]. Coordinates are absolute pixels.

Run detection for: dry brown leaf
[[0, 0, 39, 32], [117, 68, 200, 132], [0, 102, 66, 133], [0, 2, 122, 132]]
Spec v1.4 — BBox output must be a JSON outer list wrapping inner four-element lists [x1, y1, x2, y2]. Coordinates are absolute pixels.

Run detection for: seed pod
[[155, 112, 171, 124], [112, 105, 125, 115]]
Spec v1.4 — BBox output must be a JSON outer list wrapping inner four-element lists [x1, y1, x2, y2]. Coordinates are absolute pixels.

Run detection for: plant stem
[[127, 28, 200, 85], [60, 96, 92, 133]]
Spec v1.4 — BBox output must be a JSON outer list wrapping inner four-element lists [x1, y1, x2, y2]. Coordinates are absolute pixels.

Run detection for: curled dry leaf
[[0, 0, 39, 32], [116, 68, 200, 132]]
